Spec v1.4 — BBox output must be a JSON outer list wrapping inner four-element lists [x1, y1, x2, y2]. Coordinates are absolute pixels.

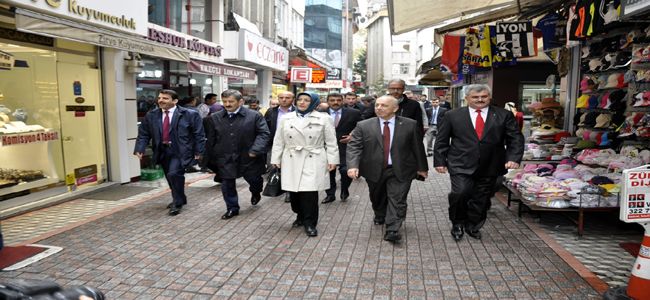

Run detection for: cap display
[[594, 113, 612, 128]]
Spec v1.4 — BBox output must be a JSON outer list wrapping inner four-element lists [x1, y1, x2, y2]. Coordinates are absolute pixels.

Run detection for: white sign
[[621, 165, 650, 223], [290, 67, 312, 83], [223, 30, 288, 71], [6, 0, 148, 36], [306, 80, 344, 89], [147, 24, 223, 62]]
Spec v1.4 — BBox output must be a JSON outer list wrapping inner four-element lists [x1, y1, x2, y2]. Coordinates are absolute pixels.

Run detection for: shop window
[[148, 0, 206, 39], [521, 83, 557, 116]]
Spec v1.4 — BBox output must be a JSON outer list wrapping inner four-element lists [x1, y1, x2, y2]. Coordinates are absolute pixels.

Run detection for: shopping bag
[[262, 167, 284, 197]]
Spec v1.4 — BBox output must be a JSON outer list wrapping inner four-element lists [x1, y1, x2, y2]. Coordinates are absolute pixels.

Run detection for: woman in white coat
[[271, 92, 339, 237]]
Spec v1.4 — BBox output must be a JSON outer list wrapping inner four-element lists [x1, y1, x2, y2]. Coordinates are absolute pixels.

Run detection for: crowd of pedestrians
[[134, 81, 524, 243]]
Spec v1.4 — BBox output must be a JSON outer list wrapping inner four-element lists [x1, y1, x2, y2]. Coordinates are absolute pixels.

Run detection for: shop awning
[[387, 0, 512, 34], [188, 59, 256, 80], [14, 8, 190, 62], [387, 0, 565, 34], [289, 48, 332, 71]]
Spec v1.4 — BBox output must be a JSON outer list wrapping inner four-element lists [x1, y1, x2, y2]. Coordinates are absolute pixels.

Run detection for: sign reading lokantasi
[[621, 165, 650, 223]]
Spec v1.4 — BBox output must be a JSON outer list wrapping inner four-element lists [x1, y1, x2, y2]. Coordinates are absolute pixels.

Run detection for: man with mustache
[[434, 84, 524, 241]]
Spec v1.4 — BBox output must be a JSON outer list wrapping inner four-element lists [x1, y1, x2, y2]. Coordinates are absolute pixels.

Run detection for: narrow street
[[1, 171, 601, 299]]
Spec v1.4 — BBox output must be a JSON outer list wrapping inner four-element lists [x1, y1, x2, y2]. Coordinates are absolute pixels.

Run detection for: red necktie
[[475, 109, 484, 139], [383, 121, 390, 167], [162, 110, 170, 143]]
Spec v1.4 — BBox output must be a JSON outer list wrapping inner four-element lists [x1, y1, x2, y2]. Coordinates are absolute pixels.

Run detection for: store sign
[[0, 28, 54, 47], [188, 60, 256, 80], [311, 69, 326, 84], [0, 51, 15, 70], [327, 68, 341, 80], [0, 131, 59, 147], [147, 24, 222, 61], [5, 0, 148, 36], [74, 164, 97, 186], [622, 0, 650, 19], [238, 30, 289, 72], [306, 80, 344, 89], [290, 67, 312, 83], [621, 165, 650, 223]]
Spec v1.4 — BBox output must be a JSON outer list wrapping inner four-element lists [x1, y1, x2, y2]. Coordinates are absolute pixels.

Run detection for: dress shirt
[[161, 105, 177, 124], [469, 107, 489, 129], [277, 106, 292, 124], [379, 116, 396, 165], [329, 108, 342, 124], [227, 107, 241, 117]]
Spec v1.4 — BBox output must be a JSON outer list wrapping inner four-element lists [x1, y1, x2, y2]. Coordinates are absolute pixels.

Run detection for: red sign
[[75, 111, 85, 117], [290, 67, 312, 83], [1, 131, 59, 147]]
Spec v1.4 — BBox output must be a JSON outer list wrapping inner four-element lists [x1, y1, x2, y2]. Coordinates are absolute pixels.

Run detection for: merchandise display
[[0, 168, 46, 182]]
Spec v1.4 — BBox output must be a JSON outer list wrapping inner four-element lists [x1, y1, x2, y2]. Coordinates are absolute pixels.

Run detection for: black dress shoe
[[166, 203, 173, 209], [340, 191, 350, 202], [383, 231, 401, 243], [373, 217, 385, 225], [251, 193, 261, 206], [283, 194, 291, 203], [321, 196, 335, 204], [305, 226, 318, 237], [221, 210, 239, 220], [467, 229, 482, 240], [169, 206, 181, 216], [451, 224, 464, 241], [292, 219, 303, 227]]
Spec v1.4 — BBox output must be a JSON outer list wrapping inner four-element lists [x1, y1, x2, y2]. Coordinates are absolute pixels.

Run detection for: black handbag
[[262, 167, 284, 197]]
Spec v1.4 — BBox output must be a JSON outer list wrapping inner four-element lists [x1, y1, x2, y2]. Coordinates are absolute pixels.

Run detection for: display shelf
[[0, 177, 59, 197]]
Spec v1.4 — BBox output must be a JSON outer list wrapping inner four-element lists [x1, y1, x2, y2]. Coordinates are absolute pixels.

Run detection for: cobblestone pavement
[[1, 172, 601, 299]]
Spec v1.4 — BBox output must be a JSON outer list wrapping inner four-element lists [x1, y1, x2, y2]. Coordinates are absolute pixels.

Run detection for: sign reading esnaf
[[8, 0, 148, 36], [621, 165, 650, 223]]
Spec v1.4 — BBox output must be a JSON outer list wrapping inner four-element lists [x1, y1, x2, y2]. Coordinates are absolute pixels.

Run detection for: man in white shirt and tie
[[424, 97, 447, 156]]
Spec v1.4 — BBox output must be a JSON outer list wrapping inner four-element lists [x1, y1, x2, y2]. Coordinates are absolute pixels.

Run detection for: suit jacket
[[134, 106, 205, 168], [433, 105, 524, 176], [264, 106, 294, 149], [361, 95, 424, 134], [347, 116, 428, 183], [203, 107, 270, 179], [329, 107, 362, 163], [429, 106, 447, 126]]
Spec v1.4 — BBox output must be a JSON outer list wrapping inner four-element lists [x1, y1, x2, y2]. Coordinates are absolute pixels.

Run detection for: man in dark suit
[[134, 89, 205, 216], [424, 96, 447, 156], [347, 95, 428, 243], [322, 92, 362, 204], [204, 90, 270, 220], [344, 92, 365, 111], [264, 91, 294, 202], [361, 79, 424, 135], [434, 84, 524, 241]]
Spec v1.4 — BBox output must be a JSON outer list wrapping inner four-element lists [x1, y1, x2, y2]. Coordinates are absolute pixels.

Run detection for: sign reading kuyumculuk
[[6, 0, 148, 36], [621, 165, 650, 223]]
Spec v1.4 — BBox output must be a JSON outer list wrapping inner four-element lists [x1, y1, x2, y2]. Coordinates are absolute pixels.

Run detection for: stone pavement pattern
[[0, 173, 600, 299]]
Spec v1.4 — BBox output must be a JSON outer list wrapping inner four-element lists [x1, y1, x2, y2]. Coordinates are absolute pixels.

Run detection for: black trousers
[[448, 174, 497, 231], [326, 162, 352, 198], [160, 146, 187, 208], [366, 168, 413, 232], [289, 191, 319, 227]]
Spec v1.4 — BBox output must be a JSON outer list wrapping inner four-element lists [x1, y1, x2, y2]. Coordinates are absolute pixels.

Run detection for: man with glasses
[[363, 79, 424, 135], [433, 84, 523, 241]]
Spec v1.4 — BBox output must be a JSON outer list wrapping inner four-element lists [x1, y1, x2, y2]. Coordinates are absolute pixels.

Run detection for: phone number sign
[[621, 165, 650, 223]]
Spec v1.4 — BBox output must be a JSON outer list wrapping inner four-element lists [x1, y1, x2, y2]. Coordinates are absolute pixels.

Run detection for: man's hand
[[347, 168, 359, 179], [135, 152, 143, 160], [272, 164, 281, 169], [328, 164, 337, 171], [435, 166, 447, 174], [505, 161, 520, 169], [339, 135, 352, 144], [249, 152, 257, 158], [417, 171, 428, 179]]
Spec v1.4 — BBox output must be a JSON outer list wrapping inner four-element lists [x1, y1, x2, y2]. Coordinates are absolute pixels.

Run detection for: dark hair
[[327, 92, 343, 101], [344, 92, 357, 97], [221, 89, 243, 100], [247, 97, 260, 104], [159, 89, 178, 100], [178, 96, 194, 106], [204, 93, 217, 102], [360, 95, 374, 103]]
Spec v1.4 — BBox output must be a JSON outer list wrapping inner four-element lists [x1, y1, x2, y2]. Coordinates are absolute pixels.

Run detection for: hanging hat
[[588, 58, 603, 72], [594, 113, 612, 128], [576, 95, 590, 108], [539, 98, 561, 109], [624, 70, 636, 83], [599, 91, 611, 108], [599, 132, 610, 146], [580, 77, 596, 93], [588, 95, 600, 109], [581, 45, 591, 58], [614, 52, 632, 68], [605, 73, 620, 88], [633, 91, 650, 107], [584, 112, 599, 127]]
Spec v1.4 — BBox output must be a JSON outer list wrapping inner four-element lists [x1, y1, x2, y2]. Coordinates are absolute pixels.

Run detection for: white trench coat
[[270, 111, 339, 192]]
